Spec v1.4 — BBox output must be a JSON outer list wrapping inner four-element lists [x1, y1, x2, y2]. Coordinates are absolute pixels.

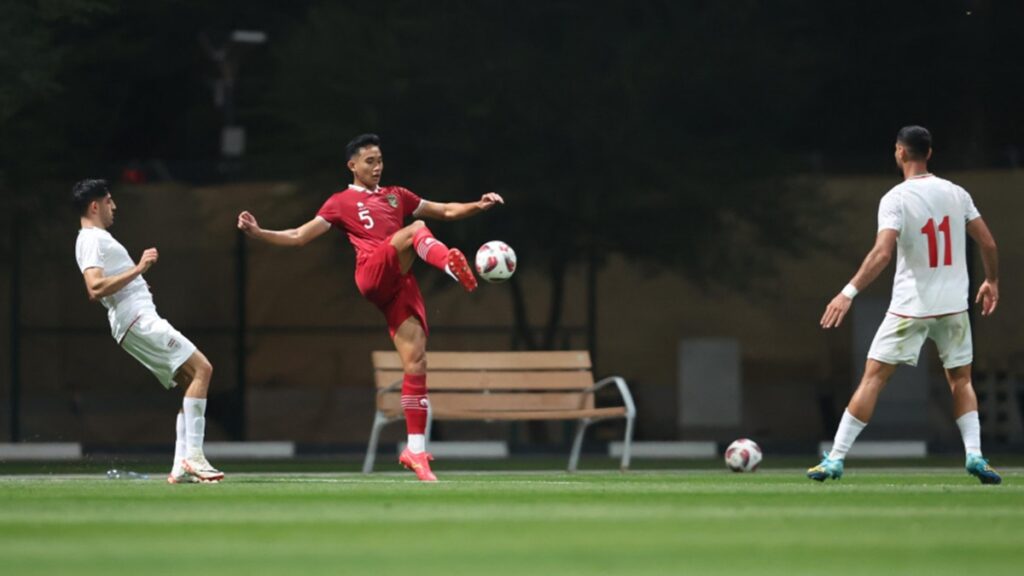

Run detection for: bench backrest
[[372, 351, 595, 416]]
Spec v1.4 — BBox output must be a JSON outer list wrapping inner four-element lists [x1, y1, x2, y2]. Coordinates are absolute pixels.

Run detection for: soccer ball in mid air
[[475, 241, 517, 283], [724, 438, 762, 472]]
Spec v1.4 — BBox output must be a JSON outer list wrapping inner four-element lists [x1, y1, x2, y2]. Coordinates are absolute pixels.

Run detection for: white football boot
[[181, 453, 225, 483]]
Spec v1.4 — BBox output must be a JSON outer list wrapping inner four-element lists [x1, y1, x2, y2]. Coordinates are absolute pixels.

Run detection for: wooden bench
[[363, 350, 636, 473]]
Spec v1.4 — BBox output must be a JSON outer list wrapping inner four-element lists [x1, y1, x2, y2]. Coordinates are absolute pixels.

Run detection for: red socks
[[412, 226, 450, 272], [401, 373, 429, 434]]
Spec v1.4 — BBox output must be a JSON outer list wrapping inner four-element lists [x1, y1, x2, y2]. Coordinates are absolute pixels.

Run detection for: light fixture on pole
[[202, 30, 267, 160]]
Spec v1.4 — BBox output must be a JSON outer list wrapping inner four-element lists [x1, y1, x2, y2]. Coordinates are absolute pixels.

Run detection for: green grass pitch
[[1, 467, 1021, 576]]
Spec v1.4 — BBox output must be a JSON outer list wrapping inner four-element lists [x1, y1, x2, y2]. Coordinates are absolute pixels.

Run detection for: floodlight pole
[[201, 29, 265, 440]]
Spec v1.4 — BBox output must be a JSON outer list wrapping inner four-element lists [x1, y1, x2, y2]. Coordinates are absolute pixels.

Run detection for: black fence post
[[235, 228, 247, 440]]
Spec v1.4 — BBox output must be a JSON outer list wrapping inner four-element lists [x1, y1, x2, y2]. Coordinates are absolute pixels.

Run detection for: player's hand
[[479, 192, 504, 210], [820, 293, 853, 329], [975, 279, 999, 317], [137, 248, 158, 273], [237, 211, 261, 236]]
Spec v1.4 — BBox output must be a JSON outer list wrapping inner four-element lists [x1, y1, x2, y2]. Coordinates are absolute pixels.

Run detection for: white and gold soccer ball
[[724, 438, 762, 472], [475, 241, 517, 283]]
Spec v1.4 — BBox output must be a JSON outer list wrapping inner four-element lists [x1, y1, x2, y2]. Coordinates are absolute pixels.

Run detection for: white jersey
[[75, 227, 155, 341], [877, 174, 981, 317]]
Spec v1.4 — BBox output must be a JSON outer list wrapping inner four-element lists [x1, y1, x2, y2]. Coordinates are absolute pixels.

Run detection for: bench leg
[[362, 411, 390, 474], [568, 418, 591, 473], [620, 413, 636, 471]]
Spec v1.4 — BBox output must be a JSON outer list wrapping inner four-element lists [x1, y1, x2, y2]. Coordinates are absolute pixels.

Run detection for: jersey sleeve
[[877, 190, 902, 233], [958, 186, 981, 222], [76, 235, 104, 272], [398, 187, 424, 217], [316, 195, 341, 228]]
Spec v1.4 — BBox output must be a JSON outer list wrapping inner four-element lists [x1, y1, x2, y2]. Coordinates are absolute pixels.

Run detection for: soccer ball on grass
[[475, 241, 517, 283], [724, 438, 762, 472]]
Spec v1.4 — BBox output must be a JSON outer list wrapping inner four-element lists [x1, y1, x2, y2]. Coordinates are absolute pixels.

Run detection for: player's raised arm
[[416, 192, 504, 221], [967, 217, 999, 316], [237, 211, 331, 247], [820, 229, 898, 329], [81, 248, 158, 301]]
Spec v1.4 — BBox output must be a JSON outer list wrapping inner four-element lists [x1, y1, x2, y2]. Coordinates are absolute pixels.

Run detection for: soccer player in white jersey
[[809, 126, 1002, 484], [73, 179, 224, 484]]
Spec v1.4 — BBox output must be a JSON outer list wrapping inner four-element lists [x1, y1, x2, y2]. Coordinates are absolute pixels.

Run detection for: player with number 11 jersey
[[811, 126, 1001, 485], [879, 172, 980, 318]]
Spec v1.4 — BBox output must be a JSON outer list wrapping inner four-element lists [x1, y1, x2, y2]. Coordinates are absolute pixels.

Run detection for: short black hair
[[896, 125, 932, 160], [72, 179, 110, 215], [345, 133, 381, 160]]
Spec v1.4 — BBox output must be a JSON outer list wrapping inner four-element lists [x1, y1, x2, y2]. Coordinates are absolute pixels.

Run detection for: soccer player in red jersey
[[237, 134, 504, 481]]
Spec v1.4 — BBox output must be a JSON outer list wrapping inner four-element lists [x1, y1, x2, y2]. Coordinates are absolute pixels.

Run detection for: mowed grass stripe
[[0, 471, 1021, 576]]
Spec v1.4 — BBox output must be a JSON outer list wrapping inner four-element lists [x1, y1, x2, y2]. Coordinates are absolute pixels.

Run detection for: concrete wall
[[596, 169, 1024, 444], [3, 170, 1022, 446]]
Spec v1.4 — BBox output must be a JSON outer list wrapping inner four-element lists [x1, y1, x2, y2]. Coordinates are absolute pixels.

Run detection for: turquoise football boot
[[966, 454, 1002, 485], [807, 452, 844, 482]]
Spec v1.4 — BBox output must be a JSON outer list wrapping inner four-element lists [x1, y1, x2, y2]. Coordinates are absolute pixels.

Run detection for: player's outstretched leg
[[807, 408, 866, 482], [175, 351, 224, 483], [965, 454, 1002, 485], [410, 223, 477, 292], [809, 361, 894, 482]]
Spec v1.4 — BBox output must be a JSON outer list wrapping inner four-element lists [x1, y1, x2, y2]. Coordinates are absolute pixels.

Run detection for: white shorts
[[867, 311, 973, 369], [120, 310, 196, 389]]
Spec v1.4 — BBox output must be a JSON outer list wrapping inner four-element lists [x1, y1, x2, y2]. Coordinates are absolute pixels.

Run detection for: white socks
[[407, 434, 426, 454], [183, 397, 207, 458], [828, 409, 867, 460], [828, 408, 983, 461], [172, 411, 187, 471], [956, 410, 982, 456]]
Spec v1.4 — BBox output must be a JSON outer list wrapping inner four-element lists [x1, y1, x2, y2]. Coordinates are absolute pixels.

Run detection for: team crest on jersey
[[386, 194, 398, 208]]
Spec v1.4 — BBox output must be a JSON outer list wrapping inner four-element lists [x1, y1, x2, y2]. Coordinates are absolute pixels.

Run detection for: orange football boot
[[447, 249, 478, 292], [399, 448, 438, 482]]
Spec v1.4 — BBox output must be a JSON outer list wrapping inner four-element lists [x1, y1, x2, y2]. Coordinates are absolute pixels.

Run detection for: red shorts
[[355, 240, 428, 338]]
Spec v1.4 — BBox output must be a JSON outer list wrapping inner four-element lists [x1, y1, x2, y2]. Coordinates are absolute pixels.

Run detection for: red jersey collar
[[349, 184, 381, 194]]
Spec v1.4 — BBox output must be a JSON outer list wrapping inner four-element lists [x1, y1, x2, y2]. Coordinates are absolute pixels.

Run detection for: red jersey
[[316, 185, 423, 264]]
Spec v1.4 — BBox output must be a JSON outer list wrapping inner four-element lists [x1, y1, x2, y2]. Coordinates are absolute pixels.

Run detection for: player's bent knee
[[404, 358, 427, 374], [392, 228, 419, 251], [403, 351, 427, 374], [190, 353, 213, 382]]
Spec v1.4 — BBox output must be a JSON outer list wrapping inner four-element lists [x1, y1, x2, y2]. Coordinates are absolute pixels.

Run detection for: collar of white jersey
[[349, 184, 382, 194], [907, 173, 934, 180]]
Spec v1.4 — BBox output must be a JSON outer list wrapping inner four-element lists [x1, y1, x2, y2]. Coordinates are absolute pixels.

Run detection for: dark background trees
[[2, 0, 1022, 348]]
